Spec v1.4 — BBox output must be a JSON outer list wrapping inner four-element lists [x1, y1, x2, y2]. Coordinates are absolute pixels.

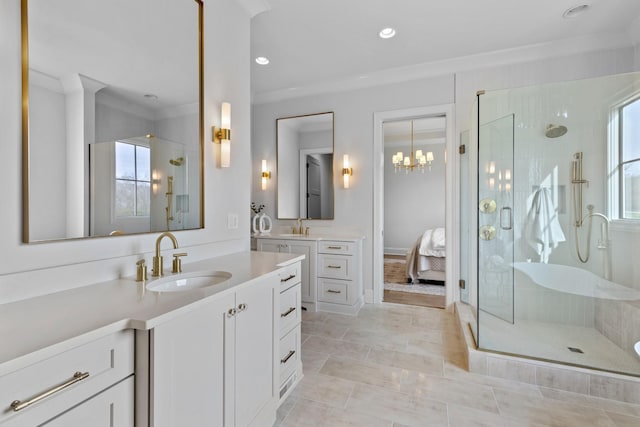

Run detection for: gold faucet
[[152, 231, 179, 277], [297, 218, 303, 234]]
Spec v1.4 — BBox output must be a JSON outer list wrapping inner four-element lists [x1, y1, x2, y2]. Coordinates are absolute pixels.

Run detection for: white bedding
[[418, 227, 446, 257]]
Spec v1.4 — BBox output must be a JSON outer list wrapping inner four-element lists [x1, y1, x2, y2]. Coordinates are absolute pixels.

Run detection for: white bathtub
[[513, 262, 640, 301]]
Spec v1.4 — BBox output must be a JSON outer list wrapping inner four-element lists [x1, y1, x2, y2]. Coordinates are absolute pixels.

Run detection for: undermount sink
[[146, 271, 232, 292]]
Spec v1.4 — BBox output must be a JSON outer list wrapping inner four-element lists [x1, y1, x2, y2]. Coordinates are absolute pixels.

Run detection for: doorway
[[382, 117, 447, 308], [372, 104, 458, 308]]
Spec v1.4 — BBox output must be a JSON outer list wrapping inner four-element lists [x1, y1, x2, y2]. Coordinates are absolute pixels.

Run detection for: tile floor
[[274, 303, 640, 427]]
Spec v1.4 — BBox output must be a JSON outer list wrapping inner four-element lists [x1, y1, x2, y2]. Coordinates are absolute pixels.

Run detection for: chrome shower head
[[545, 124, 568, 138]]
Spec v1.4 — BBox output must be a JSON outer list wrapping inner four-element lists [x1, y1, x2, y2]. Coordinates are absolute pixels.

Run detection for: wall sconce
[[261, 159, 271, 191], [342, 154, 353, 188], [213, 102, 231, 167]]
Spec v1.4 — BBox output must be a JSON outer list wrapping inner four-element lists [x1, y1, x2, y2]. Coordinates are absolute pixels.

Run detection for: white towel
[[523, 188, 565, 263]]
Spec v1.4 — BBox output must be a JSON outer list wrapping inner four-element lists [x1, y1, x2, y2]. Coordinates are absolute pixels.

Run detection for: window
[[617, 97, 640, 219], [115, 141, 150, 217]]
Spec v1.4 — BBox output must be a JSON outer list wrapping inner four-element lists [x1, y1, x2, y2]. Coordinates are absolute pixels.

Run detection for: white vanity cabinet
[[317, 240, 364, 315], [0, 330, 134, 427], [256, 238, 317, 311], [138, 273, 278, 427], [276, 263, 303, 404]]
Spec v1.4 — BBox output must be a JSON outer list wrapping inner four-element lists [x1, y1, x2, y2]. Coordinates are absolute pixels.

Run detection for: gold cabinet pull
[[327, 265, 341, 269], [327, 246, 342, 249], [280, 274, 296, 282], [280, 350, 295, 364], [281, 307, 296, 317], [327, 289, 342, 294], [10, 371, 90, 412]]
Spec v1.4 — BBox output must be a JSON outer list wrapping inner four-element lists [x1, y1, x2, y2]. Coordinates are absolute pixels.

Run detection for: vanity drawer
[[279, 325, 301, 385], [0, 330, 134, 425], [318, 240, 355, 255], [318, 254, 353, 280], [278, 263, 301, 291], [279, 283, 301, 337], [318, 278, 349, 304]]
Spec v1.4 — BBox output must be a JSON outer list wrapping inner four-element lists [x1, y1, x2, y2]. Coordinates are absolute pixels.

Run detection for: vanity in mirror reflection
[[23, 0, 203, 242], [276, 112, 334, 220]]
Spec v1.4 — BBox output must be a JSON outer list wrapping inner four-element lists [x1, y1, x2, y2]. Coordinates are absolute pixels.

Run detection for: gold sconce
[[342, 154, 353, 188], [213, 102, 231, 167], [261, 159, 271, 191]]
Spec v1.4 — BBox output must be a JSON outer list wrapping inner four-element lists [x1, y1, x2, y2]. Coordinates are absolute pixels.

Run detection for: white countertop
[[253, 233, 365, 241], [0, 251, 303, 375]]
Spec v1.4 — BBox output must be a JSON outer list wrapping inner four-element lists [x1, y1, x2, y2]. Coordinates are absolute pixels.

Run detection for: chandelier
[[392, 120, 434, 173]]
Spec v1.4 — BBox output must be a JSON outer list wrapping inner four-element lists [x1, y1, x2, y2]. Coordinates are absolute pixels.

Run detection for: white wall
[[0, 0, 252, 304], [252, 74, 456, 299], [383, 143, 446, 254], [253, 46, 640, 308]]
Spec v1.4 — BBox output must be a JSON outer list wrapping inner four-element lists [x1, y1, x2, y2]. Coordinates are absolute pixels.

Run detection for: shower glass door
[[477, 110, 515, 334]]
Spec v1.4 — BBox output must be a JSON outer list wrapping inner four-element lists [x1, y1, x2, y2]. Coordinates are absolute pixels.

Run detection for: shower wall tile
[[622, 303, 640, 353], [536, 366, 590, 394], [589, 375, 640, 405], [487, 358, 536, 384]]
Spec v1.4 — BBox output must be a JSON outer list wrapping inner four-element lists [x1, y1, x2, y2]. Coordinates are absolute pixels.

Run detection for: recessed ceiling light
[[144, 94, 158, 100], [255, 56, 270, 65], [379, 27, 396, 39], [563, 4, 589, 18]]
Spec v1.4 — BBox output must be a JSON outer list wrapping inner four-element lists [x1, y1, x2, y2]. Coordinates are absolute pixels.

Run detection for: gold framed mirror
[[21, 0, 204, 242], [276, 112, 335, 220]]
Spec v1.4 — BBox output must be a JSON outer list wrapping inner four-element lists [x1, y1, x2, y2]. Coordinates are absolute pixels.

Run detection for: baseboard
[[384, 247, 409, 256]]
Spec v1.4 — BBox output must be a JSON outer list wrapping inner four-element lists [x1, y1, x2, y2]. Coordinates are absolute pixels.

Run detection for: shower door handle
[[500, 207, 513, 230]]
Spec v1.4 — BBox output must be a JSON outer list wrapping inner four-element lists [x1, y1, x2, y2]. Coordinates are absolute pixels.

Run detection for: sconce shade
[[342, 154, 353, 189], [213, 102, 232, 167], [261, 159, 271, 190]]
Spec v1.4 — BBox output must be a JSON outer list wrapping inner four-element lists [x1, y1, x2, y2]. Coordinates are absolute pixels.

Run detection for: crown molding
[[252, 31, 633, 105]]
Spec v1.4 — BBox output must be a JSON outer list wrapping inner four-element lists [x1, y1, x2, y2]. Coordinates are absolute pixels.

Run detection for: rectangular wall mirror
[[276, 112, 334, 220], [22, 0, 203, 242]]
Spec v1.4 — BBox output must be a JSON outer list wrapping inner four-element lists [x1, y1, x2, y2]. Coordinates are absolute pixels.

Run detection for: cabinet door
[[151, 293, 235, 427], [256, 239, 282, 253], [41, 376, 134, 427], [234, 277, 276, 427], [285, 242, 315, 303]]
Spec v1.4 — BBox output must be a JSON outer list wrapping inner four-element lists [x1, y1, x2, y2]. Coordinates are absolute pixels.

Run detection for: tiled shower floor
[[478, 310, 640, 376]]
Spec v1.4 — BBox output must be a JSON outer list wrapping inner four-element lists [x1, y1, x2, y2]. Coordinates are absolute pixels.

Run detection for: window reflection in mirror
[[276, 112, 334, 220], [22, 0, 203, 242]]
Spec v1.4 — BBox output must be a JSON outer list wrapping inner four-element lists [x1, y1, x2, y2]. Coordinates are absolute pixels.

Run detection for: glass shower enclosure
[[476, 72, 640, 376]]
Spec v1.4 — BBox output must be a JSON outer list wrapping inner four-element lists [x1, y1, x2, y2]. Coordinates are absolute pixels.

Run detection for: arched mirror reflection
[[276, 112, 334, 220], [22, 0, 203, 242]]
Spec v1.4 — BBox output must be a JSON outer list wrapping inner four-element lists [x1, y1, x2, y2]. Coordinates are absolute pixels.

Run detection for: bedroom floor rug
[[383, 257, 445, 309]]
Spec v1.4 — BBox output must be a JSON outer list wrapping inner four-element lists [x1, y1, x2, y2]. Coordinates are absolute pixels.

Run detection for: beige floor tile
[[319, 356, 405, 391], [400, 374, 499, 414], [280, 398, 393, 427], [342, 327, 409, 351], [446, 403, 536, 427], [493, 388, 617, 427], [302, 319, 349, 339], [293, 371, 355, 408], [346, 383, 448, 427], [366, 346, 444, 376], [538, 387, 640, 418], [605, 411, 640, 427], [303, 335, 371, 361], [444, 362, 543, 397], [301, 348, 329, 373]]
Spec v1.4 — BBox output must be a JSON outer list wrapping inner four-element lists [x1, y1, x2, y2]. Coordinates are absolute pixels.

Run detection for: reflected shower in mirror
[[277, 112, 334, 219], [23, 0, 203, 242]]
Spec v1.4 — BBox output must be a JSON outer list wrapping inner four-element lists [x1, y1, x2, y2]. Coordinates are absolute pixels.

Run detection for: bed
[[406, 227, 446, 284]]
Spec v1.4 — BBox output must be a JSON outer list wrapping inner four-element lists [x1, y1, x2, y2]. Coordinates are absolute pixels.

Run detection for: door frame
[[372, 104, 459, 309], [299, 147, 332, 217]]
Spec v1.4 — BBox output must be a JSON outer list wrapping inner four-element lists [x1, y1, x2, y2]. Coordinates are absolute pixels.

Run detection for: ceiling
[[250, 0, 640, 101]]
